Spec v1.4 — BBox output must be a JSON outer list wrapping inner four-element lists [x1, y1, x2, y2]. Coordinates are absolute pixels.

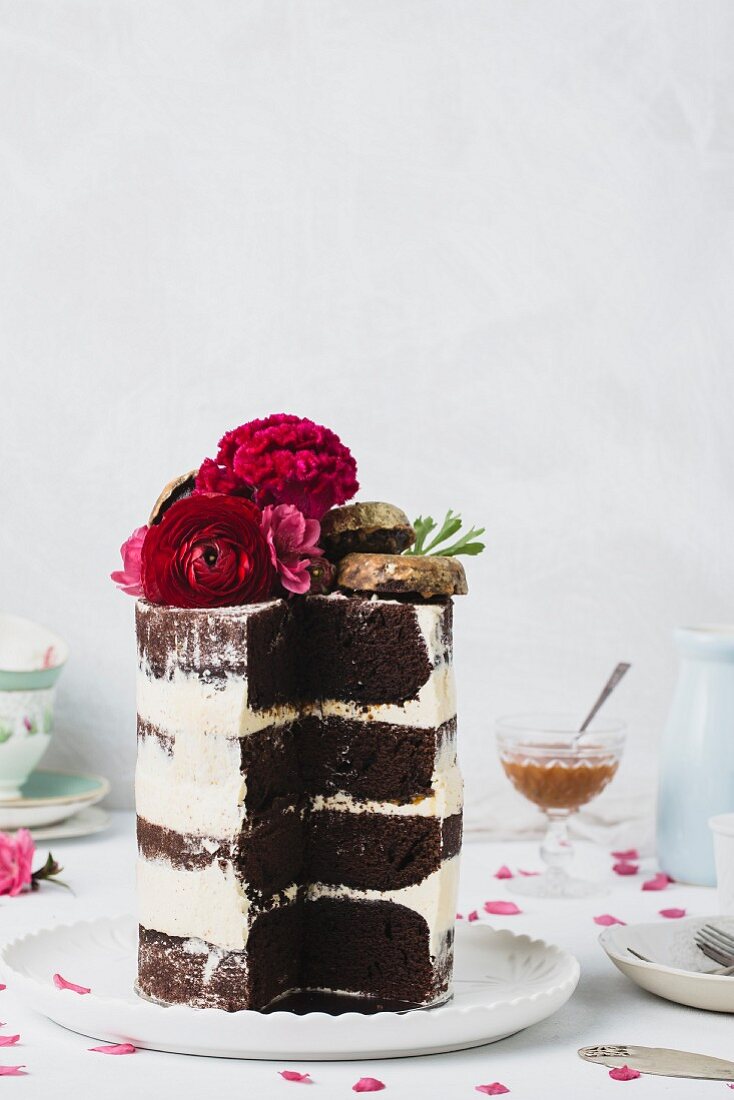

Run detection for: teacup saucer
[[0, 770, 110, 830]]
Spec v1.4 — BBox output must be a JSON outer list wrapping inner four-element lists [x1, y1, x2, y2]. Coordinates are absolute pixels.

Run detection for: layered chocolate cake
[[111, 413, 484, 1013], [135, 591, 462, 1010]]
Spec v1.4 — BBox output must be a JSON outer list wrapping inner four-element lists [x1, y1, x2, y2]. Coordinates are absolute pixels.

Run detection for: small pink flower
[[0, 830, 34, 897], [642, 872, 671, 892], [494, 865, 513, 879], [53, 974, 90, 995], [111, 526, 147, 597], [611, 848, 639, 861], [22, 717, 32, 733], [483, 901, 522, 916], [0, 1036, 20, 1047], [609, 1065, 641, 1081], [475, 1085, 510, 1096], [352, 1079, 385, 1093], [89, 1044, 136, 1055], [467, 910, 479, 922], [659, 908, 686, 919], [613, 862, 639, 876], [261, 504, 323, 595], [594, 914, 626, 926], [456, 913, 464, 920], [279, 1071, 311, 1082], [0, 1066, 26, 1076]]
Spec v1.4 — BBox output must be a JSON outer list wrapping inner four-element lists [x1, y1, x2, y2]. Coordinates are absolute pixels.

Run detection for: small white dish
[[600, 916, 734, 1013], [1, 916, 579, 1060], [0, 770, 110, 830], [30, 805, 111, 842], [710, 814, 734, 914]]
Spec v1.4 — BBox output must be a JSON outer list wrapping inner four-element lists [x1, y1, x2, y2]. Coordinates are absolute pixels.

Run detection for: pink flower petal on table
[[518, 869, 540, 877], [609, 1065, 641, 1081], [89, 1044, 136, 1055], [53, 973, 90, 994], [0, 985, 5, 991], [279, 1071, 311, 1082], [467, 910, 479, 922], [352, 1079, 385, 1093], [494, 865, 513, 879], [642, 873, 671, 892], [659, 908, 686, 919], [594, 914, 627, 926], [613, 862, 639, 876], [0, 1066, 26, 1076], [0, 1036, 19, 1047], [611, 849, 639, 861], [483, 901, 522, 916], [475, 1084, 510, 1096]]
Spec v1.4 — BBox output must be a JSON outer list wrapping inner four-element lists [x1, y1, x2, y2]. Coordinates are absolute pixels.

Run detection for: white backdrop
[[2, 1, 733, 827]]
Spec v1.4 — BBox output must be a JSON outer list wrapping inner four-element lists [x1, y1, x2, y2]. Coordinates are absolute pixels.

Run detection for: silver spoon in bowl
[[573, 662, 631, 745]]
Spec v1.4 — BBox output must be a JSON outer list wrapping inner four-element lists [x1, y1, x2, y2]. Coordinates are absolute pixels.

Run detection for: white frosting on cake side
[[137, 857, 459, 957], [136, 732, 247, 837]]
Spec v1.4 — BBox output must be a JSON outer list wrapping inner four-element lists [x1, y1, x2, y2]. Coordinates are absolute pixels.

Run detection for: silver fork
[[694, 924, 734, 975]]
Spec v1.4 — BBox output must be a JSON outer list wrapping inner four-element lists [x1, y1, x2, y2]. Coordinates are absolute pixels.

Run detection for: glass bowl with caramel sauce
[[496, 715, 625, 898]]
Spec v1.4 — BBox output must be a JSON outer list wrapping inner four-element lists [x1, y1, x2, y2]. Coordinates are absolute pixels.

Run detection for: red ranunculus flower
[[195, 413, 359, 519], [141, 494, 275, 608]]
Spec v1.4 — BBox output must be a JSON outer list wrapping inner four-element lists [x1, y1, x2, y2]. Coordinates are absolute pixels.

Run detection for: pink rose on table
[[261, 504, 323, 595], [0, 829, 34, 896], [0, 830, 67, 896], [110, 525, 147, 596]]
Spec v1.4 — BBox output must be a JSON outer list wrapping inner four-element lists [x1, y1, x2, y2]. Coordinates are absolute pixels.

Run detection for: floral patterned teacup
[[0, 615, 68, 800]]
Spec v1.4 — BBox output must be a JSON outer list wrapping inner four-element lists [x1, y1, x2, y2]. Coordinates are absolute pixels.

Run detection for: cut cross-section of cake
[[135, 592, 463, 1011]]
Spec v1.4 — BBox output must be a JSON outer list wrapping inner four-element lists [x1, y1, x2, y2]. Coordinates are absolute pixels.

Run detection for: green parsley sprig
[[404, 509, 485, 557]]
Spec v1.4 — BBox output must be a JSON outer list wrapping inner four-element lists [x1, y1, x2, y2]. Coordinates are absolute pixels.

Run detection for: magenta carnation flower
[[196, 413, 359, 520], [261, 504, 323, 595]]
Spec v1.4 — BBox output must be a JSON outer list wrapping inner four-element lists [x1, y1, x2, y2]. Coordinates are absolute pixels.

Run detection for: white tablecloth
[[0, 813, 729, 1098]]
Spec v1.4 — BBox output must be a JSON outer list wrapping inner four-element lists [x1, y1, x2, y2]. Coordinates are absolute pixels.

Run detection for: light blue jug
[[657, 627, 734, 886]]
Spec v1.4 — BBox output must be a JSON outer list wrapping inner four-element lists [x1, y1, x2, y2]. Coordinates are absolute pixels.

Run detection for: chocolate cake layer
[[300, 596, 433, 705], [299, 715, 456, 803], [138, 895, 452, 1011], [138, 808, 462, 896], [307, 810, 444, 891], [302, 898, 448, 1004], [441, 812, 463, 860], [238, 723, 301, 817]]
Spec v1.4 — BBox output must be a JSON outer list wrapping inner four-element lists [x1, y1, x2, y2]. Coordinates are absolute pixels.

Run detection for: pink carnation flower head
[[196, 413, 359, 519], [262, 504, 323, 595], [110, 526, 147, 596], [0, 829, 35, 897]]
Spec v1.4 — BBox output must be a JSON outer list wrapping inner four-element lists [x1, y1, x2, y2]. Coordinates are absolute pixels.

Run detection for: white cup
[[709, 813, 734, 914], [0, 615, 68, 800]]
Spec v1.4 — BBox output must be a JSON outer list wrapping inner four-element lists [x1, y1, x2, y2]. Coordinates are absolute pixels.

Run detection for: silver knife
[[579, 1045, 734, 1081]]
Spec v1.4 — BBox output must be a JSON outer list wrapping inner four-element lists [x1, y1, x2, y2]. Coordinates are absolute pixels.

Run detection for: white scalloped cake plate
[[599, 916, 734, 1013], [1, 915, 579, 1060]]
